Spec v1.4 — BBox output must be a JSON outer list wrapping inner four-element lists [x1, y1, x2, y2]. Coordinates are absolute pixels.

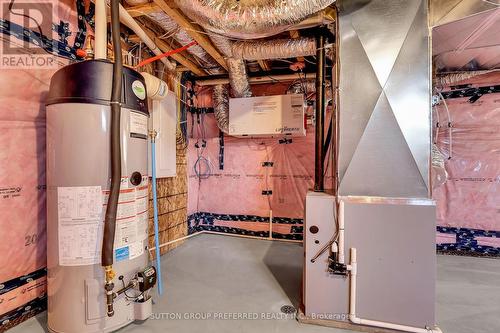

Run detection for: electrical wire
[[192, 106, 213, 179], [438, 92, 453, 159], [8, 0, 44, 39], [482, 0, 500, 6], [120, 278, 143, 301]]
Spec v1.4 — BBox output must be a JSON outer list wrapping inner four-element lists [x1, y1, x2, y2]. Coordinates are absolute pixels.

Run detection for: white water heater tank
[[46, 60, 153, 333]]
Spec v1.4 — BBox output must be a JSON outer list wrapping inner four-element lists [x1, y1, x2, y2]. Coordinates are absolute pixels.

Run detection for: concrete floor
[[10, 234, 500, 333]]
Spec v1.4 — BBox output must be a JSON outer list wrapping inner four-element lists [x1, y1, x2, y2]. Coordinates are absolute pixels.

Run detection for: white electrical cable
[[438, 92, 453, 159]]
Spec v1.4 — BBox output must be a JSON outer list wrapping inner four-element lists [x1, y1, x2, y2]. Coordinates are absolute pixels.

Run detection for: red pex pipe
[[135, 41, 198, 68]]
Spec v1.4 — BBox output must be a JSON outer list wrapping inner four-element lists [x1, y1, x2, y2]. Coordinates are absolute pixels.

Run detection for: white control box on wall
[[228, 94, 306, 137], [148, 90, 177, 178]]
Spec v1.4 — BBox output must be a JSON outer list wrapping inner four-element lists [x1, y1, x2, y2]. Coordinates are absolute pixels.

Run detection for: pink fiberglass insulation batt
[[0, 0, 80, 321], [433, 72, 500, 234]]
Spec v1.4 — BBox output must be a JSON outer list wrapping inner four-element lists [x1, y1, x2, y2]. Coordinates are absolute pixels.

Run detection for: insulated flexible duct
[[174, 0, 336, 39], [227, 58, 252, 98], [206, 34, 253, 98], [232, 38, 316, 61], [211, 35, 318, 97], [287, 79, 333, 100], [213, 84, 230, 133], [434, 69, 499, 87], [209, 34, 233, 58]]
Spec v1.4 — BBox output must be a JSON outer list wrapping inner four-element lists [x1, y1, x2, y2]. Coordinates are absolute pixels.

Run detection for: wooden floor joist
[[106, 2, 168, 21], [152, 0, 228, 71], [258, 60, 271, 72], [123, 0, 178, 17]]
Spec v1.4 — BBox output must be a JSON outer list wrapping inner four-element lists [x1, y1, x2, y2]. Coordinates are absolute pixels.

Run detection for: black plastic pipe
[[102, 0, 122, 268], [314, 32, 326, 192]]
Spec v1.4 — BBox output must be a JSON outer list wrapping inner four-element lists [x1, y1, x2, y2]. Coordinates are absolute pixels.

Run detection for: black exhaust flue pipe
[[314, 31, 326, 192], [102, 0, 122, 317]]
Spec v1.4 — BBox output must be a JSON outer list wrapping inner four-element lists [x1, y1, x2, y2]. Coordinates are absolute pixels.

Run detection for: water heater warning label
[[57, 186, 103, 266], [104, 178, 149, 263]]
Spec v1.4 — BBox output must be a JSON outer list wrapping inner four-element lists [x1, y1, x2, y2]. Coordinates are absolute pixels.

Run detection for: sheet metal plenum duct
[[338, 0, 431, 198]]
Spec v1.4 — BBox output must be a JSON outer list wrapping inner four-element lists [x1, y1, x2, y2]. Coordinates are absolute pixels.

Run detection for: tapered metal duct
[[337, 0, 431, 198]]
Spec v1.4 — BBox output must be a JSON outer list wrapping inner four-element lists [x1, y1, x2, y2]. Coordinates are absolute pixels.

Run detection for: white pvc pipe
[[203, 230, 302, 243], [348, 248, 442, 333], [149, 232, 203, 252], [149, 229, 303, 254], [338, 200, 345, 264], [94, 0, 107, 59], [118, 4, 175, 71]]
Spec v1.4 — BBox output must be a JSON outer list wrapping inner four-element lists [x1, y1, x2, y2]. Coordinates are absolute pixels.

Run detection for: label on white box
[[130, 111, 148, 139]]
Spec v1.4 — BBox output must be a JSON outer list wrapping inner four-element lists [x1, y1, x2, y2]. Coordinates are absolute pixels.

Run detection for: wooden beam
[[128, 34, 141, 43], [289, 30, 305, 62], [152, 0, 228, 71], [258, 60, 271, 72], [137, 22, 207, 76], [124, 2, 161, 17], [108, 3, 158, 21], [107, 1, 179, 20]]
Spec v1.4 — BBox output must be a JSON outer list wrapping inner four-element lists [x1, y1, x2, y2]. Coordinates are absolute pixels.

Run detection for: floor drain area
[[280, 305, 296, 314]]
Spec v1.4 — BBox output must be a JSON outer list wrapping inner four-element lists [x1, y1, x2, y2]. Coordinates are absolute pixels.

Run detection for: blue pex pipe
[[151, 140, 163, 295]]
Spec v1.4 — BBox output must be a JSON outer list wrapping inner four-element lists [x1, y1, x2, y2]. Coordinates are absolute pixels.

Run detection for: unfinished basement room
[[0, 0, 499, 333]]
